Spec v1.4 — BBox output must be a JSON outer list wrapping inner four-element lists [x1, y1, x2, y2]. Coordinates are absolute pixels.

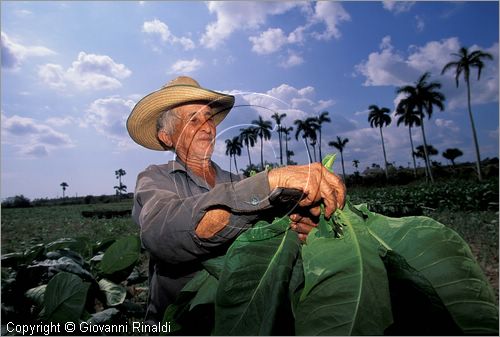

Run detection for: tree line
[[225, 46, 493, 183]]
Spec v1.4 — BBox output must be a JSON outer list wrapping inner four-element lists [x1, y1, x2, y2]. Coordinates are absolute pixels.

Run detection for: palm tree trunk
[[318, 129, 323, 162], [409, 126, 417, 178], [340, 151, 346, 182], [419, 118, 434, 183], [234, 155, 239, 173], [259, 135, 264, 170], [278, 127, 283, 166], [246, 144, 252, 166], [229, 155, 232, 174], [303, 137, 312, 162], [285, 136, 289, 165], [379, 127, 389, 179], [311, 143, 317, 162], [466, 78, 483, 181]]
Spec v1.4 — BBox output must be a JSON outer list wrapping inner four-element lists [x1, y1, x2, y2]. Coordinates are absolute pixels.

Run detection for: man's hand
[[290, 213, 317, 243], [268, 163, 346, 219]]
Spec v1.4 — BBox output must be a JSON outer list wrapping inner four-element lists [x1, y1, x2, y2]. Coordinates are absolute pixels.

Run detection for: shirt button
[[250, 196, 260, 206]]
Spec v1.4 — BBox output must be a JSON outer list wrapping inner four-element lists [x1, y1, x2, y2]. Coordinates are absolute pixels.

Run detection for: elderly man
[[127, 76, 346, 324]]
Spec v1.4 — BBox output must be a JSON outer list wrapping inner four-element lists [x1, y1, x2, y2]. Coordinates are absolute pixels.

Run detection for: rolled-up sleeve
[[132, 167, 271, 264]]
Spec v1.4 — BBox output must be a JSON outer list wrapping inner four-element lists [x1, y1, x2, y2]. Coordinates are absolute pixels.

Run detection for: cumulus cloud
[[249, 26, 307, 55], [280, 51, 304, 68], [415, 15, 425, 32], [142, 19, 195, 50], [38, 52, 131, 90], [168, 58, 203, 74], [355, 36, 414, 86], [1, 114, 74, 157], [200, 2, 301, 49], [230, 83, 335, 124], [1, 31, 55, 69], [382, 0, 416, 13], [355, 36, 498, 110], [311, 1, 351, 40], [250, 28, 289, 55], [84, 96, 136, 148]]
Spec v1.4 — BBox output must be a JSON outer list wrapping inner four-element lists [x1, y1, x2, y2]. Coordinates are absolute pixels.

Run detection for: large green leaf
[[43, 272, 90, 323], [25, 284, 47, 307], [295, 203, 393, 335], [100, 235, 141, 274], [381, 249, 462, 335], [98, 278, 126, 306], [214, 217, 301, 335], [354, 203, 499, 335]]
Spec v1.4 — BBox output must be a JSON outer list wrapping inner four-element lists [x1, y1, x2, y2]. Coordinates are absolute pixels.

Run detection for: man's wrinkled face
[[171, 103, 216, 160]]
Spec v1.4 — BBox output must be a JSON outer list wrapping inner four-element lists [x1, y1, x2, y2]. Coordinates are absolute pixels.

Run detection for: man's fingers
[[290, 214, 316, 227], [323, 170, 346, 209]]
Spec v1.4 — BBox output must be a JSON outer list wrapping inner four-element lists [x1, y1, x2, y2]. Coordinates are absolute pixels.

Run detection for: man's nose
[[199, 118, 215, 133]]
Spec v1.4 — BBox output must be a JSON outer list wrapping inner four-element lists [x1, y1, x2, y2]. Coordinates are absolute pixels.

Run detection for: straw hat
[[127, 76, 235, 151]]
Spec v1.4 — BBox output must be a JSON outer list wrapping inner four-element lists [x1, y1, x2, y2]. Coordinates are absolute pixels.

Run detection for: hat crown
[[163, 76, 200, 89]]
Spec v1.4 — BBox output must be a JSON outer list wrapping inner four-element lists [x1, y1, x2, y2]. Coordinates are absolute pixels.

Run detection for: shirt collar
[[166, 155, 237, 189]]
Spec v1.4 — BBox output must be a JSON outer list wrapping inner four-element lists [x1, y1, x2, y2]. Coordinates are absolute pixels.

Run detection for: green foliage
[[100, 235, 141, 275], [163, 201, 498, 335], [43, 272, 90, 323], [349, 178, 498, 216], [1, 233, 146, 330]]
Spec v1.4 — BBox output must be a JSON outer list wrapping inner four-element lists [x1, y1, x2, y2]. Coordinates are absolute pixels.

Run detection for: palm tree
[[352, 159, 360, 173], [396, 72, 445, 183], [281, 125, 293, 165], [271, 112, 287, 165], [395, 97, 422, 178], [115, 169, 127, 196], [316, 111, 331, 162], [368, 104, 392, 179], [294, 119, 314, 162], [414, 145, 438, 171], [442, 148, 463, 167], [442, 47, 493, 181], [239, 127, 258, 167], [328, 136, 349, 181], [251, 116, 272, 170], [305, 117, 319, 161], [225, 136, 242, 173], [60, 182, 68, 198]]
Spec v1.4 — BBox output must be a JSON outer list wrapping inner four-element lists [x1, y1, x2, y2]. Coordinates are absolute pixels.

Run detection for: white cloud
[[1, 32, 56, 69], [232, 83, 334, 123], [249, 26, 307, 55], [38, 52, 131, 90], [280, 51, 304, 68], [84, 96, 136, 148], [1, 114, 74, 157], [415, 15, 425, 32], [382, 0, 416, 13], [250, 28, 288, 55], [356, 36, 499, 109], [435, 118, 460, 132], [142, 19, 195, 50], [311, 1, 351, 40], [46, 116, 78, 127], [168, 58, 203, 74], [200, 2, 303, 49], [355, 38, 412, 86]]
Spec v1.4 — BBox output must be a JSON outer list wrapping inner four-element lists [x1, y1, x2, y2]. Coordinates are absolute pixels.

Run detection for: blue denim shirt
[[132, 157, 271, 323]]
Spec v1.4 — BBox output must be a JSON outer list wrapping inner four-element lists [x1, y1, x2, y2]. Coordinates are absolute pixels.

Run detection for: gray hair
[[156, 108, 180, 150]]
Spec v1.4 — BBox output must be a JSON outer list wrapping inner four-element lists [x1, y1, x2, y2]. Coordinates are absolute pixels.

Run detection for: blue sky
[[1, 1, 498, 200]]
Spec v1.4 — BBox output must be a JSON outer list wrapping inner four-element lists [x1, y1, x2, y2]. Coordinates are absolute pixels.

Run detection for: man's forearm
[[195, 208, 231, 238]]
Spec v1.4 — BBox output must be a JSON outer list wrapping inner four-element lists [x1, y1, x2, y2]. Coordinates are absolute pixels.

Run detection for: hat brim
[[127, 84, 235, 151]]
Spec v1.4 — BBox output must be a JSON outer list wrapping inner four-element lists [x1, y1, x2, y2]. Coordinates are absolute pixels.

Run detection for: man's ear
[[158, 131, 173, 148]]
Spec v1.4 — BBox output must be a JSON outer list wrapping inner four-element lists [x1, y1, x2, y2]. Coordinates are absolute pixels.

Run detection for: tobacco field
[[1, 175, 498, 335]]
